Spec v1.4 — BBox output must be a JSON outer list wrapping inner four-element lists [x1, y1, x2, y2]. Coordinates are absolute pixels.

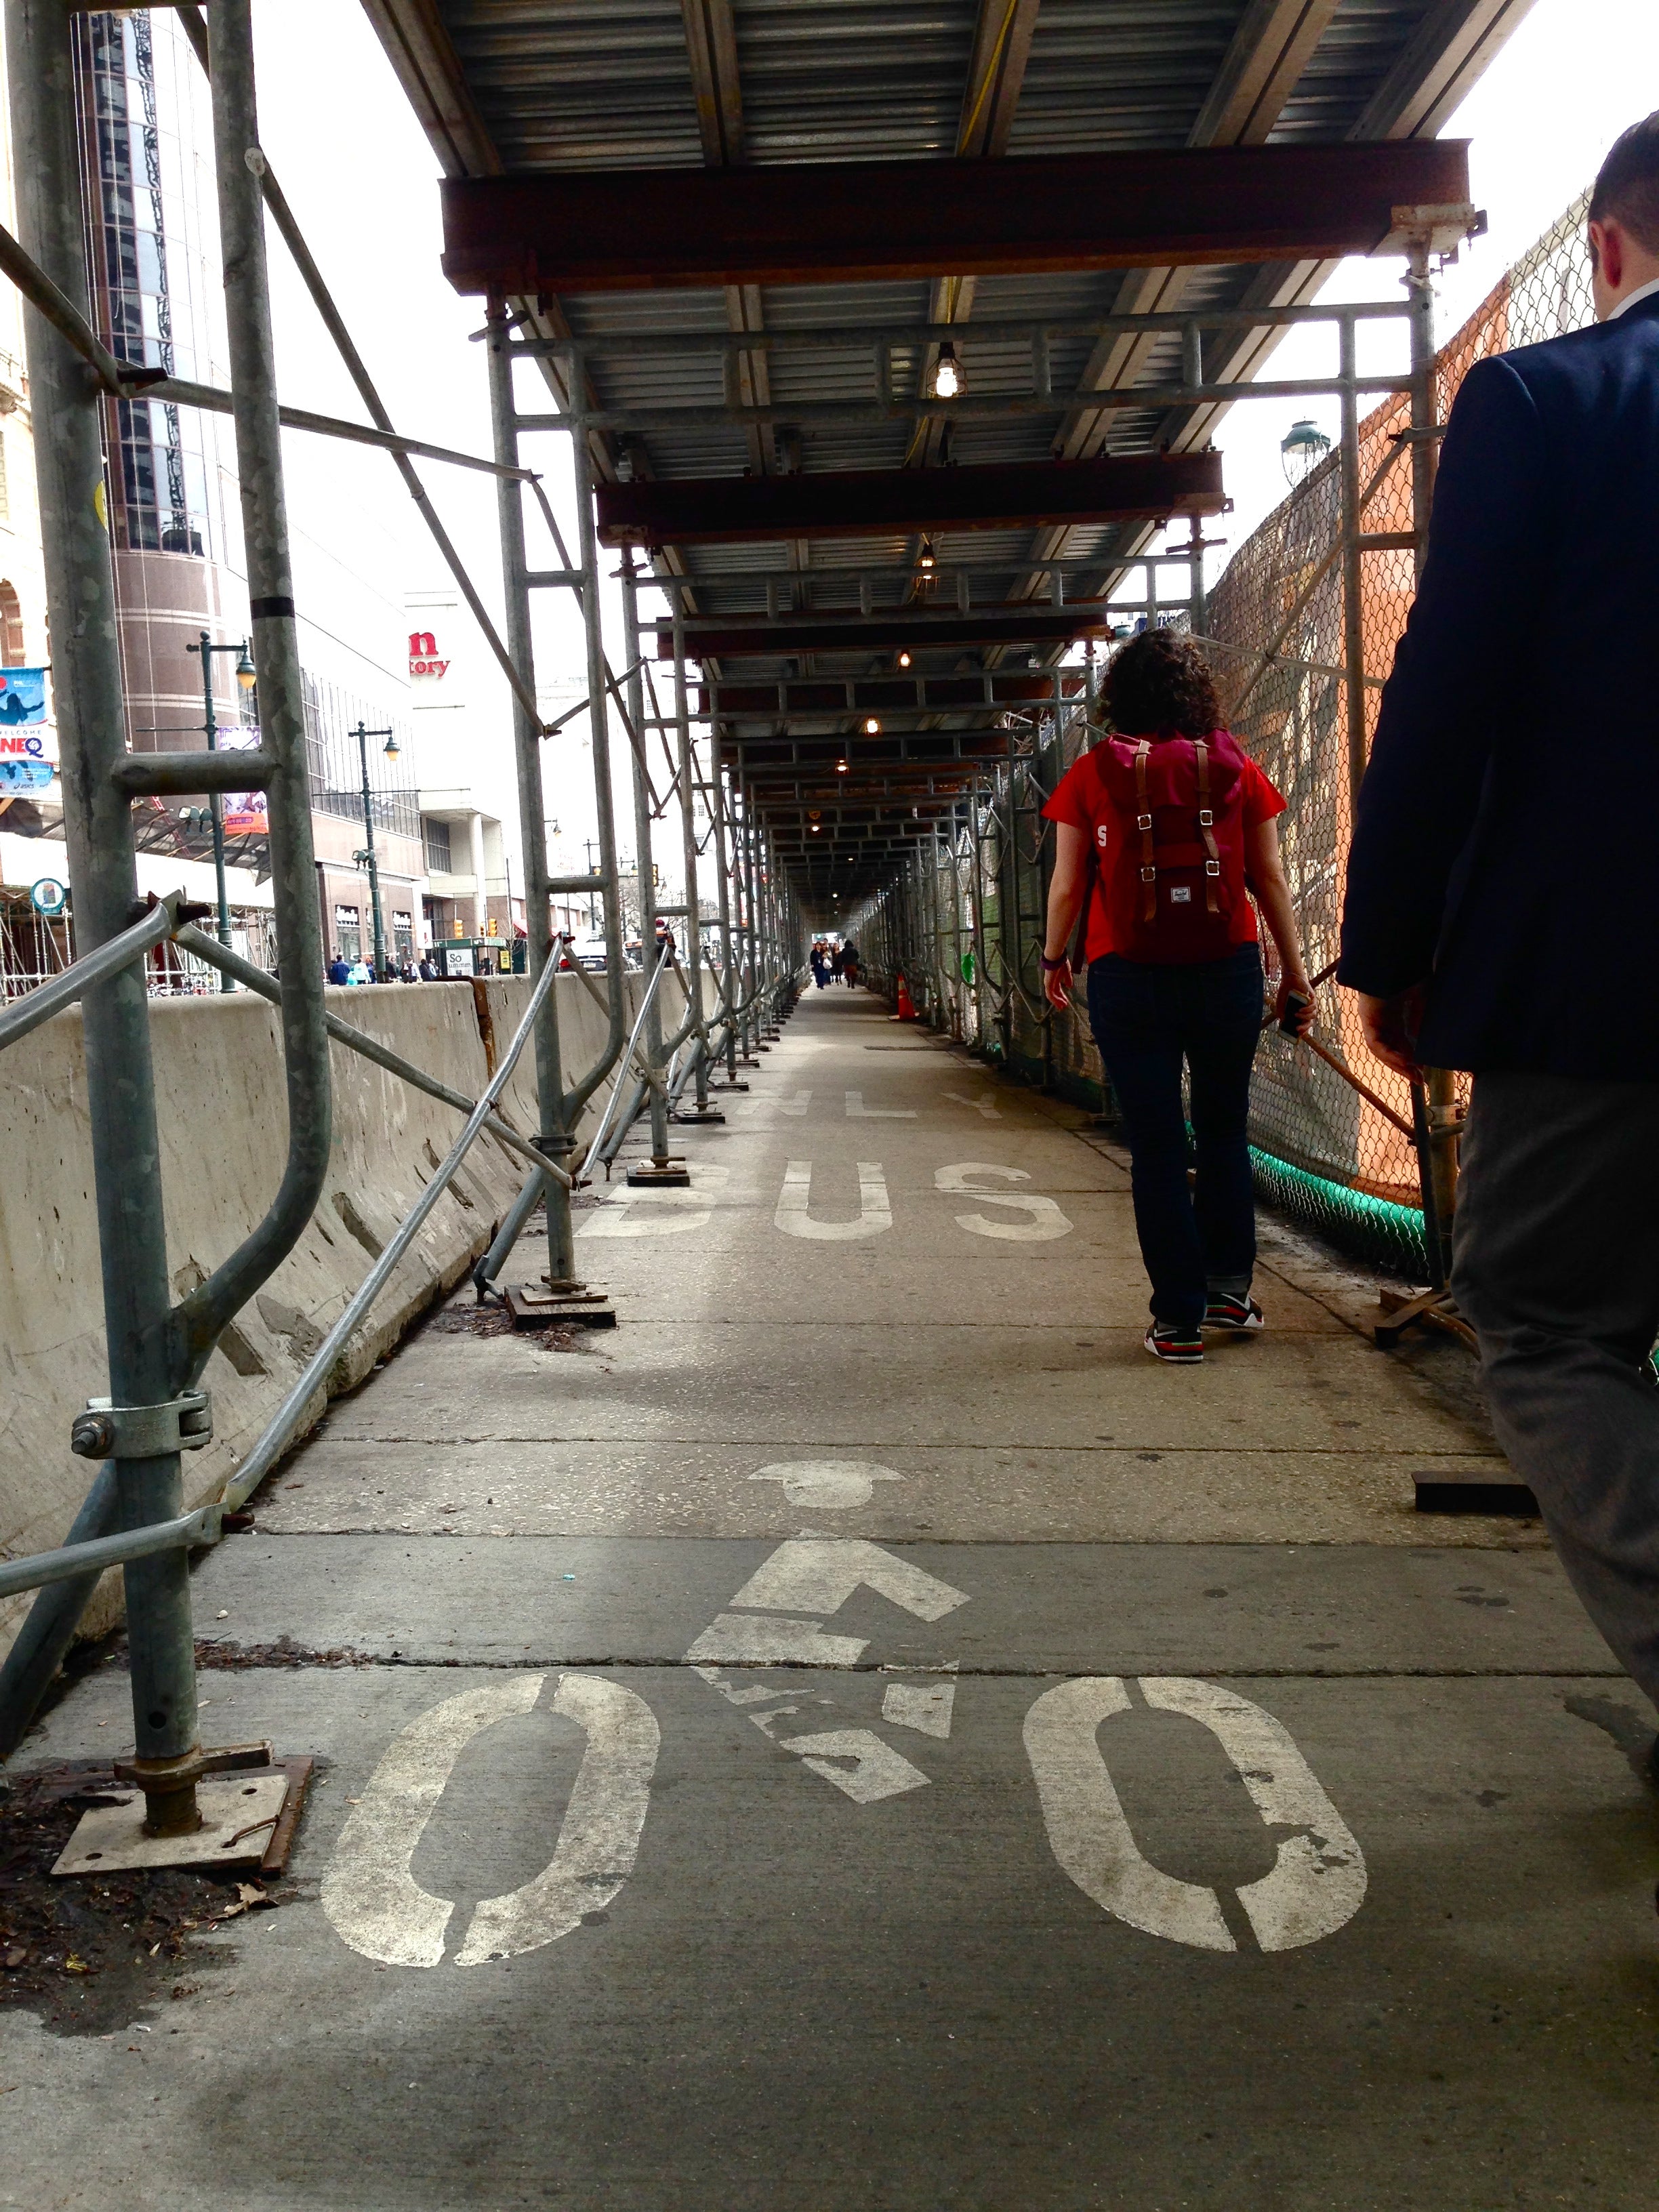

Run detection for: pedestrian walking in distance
[[1042, 630, 1313, 1364], [1340, 115, 1659, 1793]]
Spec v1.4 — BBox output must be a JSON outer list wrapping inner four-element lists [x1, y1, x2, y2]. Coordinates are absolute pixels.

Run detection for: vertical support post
[[354, 722, 386, 981], [1338, 312, 1368, 815], [7, 0, 199, 1826], [190, 630, 232, 987], [619, 554, 672, 1164], [1185, 517, 1208, 639], [670, 602, 713, 1111], [1404, 237, 1459, 1279], [484, 304, 583, 1286]]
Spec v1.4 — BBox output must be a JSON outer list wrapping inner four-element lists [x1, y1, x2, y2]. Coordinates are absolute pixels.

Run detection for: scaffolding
[[0, 0, 1524, 1851]]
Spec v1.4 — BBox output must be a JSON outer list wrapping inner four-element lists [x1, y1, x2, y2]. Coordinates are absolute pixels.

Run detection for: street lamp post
[[351, 720, 398, 979], [184, 629, 258, 991]]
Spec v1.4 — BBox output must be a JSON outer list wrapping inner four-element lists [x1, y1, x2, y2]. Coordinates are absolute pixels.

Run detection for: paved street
[[7, 989, 1658, 2211]]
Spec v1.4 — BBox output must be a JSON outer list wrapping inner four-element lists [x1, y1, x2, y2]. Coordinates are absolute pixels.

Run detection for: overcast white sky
[[247, 0, 1659, 863]]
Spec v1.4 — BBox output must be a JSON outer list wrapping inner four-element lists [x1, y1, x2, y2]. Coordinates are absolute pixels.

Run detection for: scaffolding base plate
[[708, 1079, 750, 1092], [626, 1160, 691, 1188], [52, 1769, 293, 1878], [504, 1284, 617, 1329], [672, 1106, 726, 1125]]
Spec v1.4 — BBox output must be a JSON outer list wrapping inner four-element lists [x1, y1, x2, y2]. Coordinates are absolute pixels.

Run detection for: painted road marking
[[775, 1158, 892, 1240], [881, 1678, 956, 1738], [935, 1162, 1073, 1242], [944, 1090, 1002, 1120], [694, 1668, 933, 1803], [1023, 1677, 1365, 1953], [845, 1090, 918, 1119], [779, 1090, 813, 1115], [747, 1460, 904, 1509], [782, 1730, 931, 1803], [321, 1673, 659, 1969], [686, 1612, 872, 1666], [578, 1162, 728, 1240], [722, 1538, 968, 1624], [689, 1540, 970, 1801]]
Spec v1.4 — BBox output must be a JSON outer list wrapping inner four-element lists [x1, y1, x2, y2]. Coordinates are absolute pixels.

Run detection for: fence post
[[1338, 312, 1368, 815], [1405, 235, 1460, 1282]]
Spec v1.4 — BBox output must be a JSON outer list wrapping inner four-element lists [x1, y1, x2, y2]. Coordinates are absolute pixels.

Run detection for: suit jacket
[[1338, 289, 1659, 1077]]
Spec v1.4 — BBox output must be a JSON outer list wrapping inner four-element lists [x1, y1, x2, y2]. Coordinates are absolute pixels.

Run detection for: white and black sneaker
[[1143, 1321, 1204, 1364], [1204, 1292, 1265, 1334]]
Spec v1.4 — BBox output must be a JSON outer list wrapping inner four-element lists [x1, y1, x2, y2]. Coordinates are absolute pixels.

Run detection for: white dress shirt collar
[[1610, 274, 1659, 320]]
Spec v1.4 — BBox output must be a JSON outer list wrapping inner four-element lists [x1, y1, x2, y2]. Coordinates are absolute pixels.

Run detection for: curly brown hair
[[1101, 628, 1221, 738]]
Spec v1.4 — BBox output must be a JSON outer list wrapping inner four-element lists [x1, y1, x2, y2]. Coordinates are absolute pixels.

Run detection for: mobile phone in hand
[[1278, 991, 1311, 1038]]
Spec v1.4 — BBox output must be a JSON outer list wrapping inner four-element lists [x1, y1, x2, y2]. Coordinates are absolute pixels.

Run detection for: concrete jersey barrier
[[0, 965, 710, 1664]]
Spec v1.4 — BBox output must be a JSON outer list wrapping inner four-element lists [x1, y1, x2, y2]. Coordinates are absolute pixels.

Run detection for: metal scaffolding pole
[[670, 604, 721, 1122], [704, 726, 746, 1086], [1338, 316, 1368, 815], [2, 0, 189, 1795], [485, 304, 578, 1273], [617, 556, 679, 1177]]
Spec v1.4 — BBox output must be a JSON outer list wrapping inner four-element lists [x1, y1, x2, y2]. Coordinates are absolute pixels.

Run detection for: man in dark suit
[[1340, 116, 1659, 1741]]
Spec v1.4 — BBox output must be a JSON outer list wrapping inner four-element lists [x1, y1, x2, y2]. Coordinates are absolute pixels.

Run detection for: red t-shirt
[[1043, 737, 1286, 964]]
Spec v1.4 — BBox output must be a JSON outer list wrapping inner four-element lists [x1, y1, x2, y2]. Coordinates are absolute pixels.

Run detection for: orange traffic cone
[[894, 974, 919, 1022]]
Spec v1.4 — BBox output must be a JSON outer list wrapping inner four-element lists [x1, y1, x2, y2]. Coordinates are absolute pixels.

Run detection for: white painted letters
[[1023, 1677, 1365, 1953], [321, 1673, 659, 1969], [934, 1162, 1072, 1242], [775, 1158, 892, 1240]]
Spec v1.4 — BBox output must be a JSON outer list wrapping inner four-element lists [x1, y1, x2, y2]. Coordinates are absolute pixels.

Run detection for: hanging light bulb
[[836, 757, 849, 775], [863, 716, 881, 735], [917, 538, 937, 571], [932, 341, 964, 401], [383, 731, 401, 761], [896, 650, 912, 670], [234, 643, 257, 691]]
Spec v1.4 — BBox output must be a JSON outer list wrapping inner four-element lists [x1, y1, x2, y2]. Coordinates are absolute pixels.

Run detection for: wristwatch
[[1040, 953, 1068, 971]]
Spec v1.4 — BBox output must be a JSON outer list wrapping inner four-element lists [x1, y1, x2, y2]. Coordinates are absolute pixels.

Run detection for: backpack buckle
[[1197, 808, 1214, 827], [1139, 865, 1157, 884], [1135, 813, 1153, 832], [1205, 859, 1221, 877]]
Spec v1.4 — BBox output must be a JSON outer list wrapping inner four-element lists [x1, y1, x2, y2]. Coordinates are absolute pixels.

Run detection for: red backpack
[[1090, 730, 1250, 964]]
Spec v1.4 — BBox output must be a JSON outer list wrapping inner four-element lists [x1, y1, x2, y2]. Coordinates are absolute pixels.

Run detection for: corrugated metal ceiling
[[365, 0, 1533, 895]]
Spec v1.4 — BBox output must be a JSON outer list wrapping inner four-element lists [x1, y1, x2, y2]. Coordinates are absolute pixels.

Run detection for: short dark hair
[[1101, 628, 1221, 738], [1589, 113, 1659, 256]]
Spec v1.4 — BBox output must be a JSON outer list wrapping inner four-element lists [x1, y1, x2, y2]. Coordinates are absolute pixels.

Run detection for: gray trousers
[[1453, 1071, 1659, 1711]]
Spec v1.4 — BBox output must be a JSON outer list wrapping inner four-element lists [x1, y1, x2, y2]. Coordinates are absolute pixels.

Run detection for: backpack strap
[[1133, 741, 1156, 923], [1193, 739, 1222, 916]]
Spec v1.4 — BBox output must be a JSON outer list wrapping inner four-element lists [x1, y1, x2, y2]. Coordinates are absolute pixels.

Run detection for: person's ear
[[1590, 217, 1625, 289]]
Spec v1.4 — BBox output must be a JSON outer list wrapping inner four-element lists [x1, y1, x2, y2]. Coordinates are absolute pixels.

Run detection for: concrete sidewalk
[[5, 985, 1658, 2212]]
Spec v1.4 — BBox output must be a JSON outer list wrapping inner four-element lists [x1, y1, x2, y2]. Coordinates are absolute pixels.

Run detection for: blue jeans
[[1086, 945, 1265, 1330]]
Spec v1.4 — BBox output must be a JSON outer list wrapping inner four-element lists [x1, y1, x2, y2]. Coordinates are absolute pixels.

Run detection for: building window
[[393, 912, 413, 963], [423, 818, 453, 873], [0, 581, 23, 665], [332, 903, 361, 966]]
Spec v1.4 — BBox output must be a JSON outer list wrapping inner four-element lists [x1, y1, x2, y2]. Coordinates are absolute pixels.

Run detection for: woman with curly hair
[[1040, 629, 1314, 1364]]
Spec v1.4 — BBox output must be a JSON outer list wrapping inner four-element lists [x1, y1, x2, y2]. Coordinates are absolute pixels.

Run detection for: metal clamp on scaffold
[[69, 1388, 213, 1460]]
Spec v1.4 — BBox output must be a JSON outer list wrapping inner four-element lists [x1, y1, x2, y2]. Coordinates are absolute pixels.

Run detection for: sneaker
[[1204, 1293, 1265, 1333], [1144, 1322, 1204, 1364]]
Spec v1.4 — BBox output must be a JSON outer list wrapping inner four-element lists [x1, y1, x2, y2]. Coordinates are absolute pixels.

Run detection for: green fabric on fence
[[1249, 1147, 1429, 1278]]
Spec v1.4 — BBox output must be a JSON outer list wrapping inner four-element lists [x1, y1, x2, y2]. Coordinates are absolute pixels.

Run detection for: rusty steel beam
[[605, 453, 1221, 548], [441, 140, 1470, 294], [660, 608, 1112, 660], [697, 672, 1083, 716]]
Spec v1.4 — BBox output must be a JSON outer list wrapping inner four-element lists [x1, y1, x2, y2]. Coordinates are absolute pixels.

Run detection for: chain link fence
[[1206, 194, 1594, 1272], [861, 197, 1594, 1276]]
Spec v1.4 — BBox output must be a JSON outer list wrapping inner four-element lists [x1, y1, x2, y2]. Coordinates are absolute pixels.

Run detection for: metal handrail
[[577, 952, 675, 1179], [0, 930, 565, 1602], [175, 926, 572, 1190], [0, 894, 180, 1054]]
